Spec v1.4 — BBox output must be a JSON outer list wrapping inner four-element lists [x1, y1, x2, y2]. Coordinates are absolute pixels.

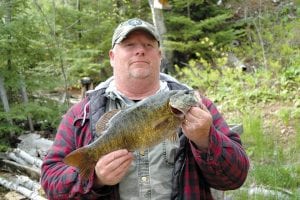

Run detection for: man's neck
[[115, 79, 160, 100]]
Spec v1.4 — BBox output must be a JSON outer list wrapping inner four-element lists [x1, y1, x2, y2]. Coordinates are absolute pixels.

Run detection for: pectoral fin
[[154, 117, 179, 142], [153, 116, 170, 132]]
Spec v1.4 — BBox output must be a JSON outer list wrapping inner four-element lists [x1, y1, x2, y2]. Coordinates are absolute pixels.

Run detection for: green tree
[[0, 0, 64, 147], [164, 0, 244, 71], [0, 0, 155, 148]]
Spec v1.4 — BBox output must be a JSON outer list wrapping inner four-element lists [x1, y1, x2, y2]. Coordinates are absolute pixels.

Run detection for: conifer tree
[[0, 0, 60, 142], [164, 0, 244, 71]]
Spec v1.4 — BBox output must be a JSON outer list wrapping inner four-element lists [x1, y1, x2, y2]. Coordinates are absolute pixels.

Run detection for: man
[[41, 18, 249, 200]]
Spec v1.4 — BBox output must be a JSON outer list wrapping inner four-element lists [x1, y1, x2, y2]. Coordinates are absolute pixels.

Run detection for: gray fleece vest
[[87, 73, 189, 199]]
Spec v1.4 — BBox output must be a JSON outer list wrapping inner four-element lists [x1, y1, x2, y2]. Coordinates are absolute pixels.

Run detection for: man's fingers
[[113, 158, 133, 179], [95, 149, 132, 175], [95, 150, 133, 185], [106, 152, 133, 171], [102, 149, 130, 164]]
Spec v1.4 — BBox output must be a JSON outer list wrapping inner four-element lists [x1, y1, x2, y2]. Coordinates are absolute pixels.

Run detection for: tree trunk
[[2, 0, 15, 138], [0, 176, 46, 200], [0, 159, 41, 180], [0, 76, 14, 137], [148, 0, 174, 73], [6, 0, 12, 72], [52, 0, 70, 106], [0, 76, 10, 118], [77, 0, 82, 40], [33, 0, 70, 106], [20, 78, 34, 132]]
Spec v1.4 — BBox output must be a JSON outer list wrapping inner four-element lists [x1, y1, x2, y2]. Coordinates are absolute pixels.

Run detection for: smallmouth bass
[[63, 90, 198, 179]]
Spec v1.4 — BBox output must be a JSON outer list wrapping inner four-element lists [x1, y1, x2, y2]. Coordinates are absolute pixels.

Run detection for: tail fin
[[63, 147, 96, 180]]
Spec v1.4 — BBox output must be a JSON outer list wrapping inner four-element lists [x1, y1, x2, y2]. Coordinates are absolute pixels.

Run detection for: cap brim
[[114, 27, 159, 45]]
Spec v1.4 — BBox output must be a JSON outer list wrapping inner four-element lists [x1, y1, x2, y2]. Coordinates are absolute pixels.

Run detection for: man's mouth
[[131, 60, 149, 64]]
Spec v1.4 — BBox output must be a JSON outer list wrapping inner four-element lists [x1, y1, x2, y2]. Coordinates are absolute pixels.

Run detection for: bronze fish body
[[63, 90, 198, 179]]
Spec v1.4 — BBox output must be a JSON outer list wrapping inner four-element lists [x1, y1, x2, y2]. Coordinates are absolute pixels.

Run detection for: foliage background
[[0, 0, 299, 199]]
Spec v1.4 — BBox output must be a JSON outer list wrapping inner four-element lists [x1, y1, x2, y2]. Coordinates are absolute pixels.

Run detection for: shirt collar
[[104, 80, 169, 106]]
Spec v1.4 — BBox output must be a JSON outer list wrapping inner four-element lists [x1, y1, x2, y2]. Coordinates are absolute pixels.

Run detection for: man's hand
[[182, 93, 212, 149], [93, 149, 134, 187]]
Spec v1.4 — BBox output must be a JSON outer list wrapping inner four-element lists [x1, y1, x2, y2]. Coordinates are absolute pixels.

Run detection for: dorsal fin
[[95, 109, 121, 136]]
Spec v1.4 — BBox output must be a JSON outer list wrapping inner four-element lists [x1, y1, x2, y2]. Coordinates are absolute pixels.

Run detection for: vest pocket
[[162, 139, 179, 165]]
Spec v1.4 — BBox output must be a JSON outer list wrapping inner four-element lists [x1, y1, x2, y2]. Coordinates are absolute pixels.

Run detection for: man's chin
[[129, 69, 151, 79]]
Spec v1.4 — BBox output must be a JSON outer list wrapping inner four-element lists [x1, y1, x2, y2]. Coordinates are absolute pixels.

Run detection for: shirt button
[[139, 150, 145, 156], [141, 176, 148, 182], [144, 190, 151, 198]]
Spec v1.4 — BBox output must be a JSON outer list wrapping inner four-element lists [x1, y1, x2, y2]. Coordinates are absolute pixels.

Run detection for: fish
[[63, 90, 198, 179]]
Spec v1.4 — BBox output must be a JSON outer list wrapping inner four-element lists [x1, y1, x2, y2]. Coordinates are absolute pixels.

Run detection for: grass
[[225, 104, 300, 199]]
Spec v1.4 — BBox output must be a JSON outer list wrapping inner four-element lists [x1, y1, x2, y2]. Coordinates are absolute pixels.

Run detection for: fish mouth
[[170, 106, 185, 119], [169, 90, 198, 120]]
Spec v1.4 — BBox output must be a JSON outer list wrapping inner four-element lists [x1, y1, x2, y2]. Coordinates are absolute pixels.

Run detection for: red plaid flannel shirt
[[41, 91, 249, 200]]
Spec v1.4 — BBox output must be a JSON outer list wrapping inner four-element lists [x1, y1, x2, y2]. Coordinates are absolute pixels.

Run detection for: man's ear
[[160, 50, 164, 63], [159, 49, 162, 57], [109, 49, 114, 67]]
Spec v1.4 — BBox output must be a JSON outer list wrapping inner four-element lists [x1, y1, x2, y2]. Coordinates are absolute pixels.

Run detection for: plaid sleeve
[[40, 100, 96, 199], [190, 96, 250, 190]]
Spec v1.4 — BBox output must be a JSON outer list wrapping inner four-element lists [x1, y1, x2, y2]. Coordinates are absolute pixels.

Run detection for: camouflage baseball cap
[[112, 18, 160, 47]]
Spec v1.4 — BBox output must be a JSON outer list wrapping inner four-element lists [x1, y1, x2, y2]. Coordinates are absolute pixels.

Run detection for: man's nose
[[135, 44, 146, 55]]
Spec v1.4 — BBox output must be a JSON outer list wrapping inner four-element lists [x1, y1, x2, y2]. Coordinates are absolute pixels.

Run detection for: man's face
[[109, 30, 162, 81]]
